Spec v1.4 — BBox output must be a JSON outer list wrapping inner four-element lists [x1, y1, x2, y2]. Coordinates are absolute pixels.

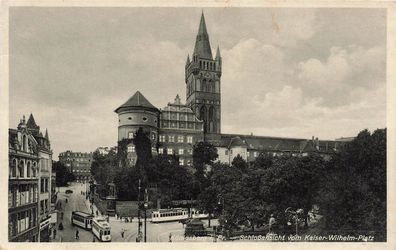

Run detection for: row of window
[[8, 184, 38, 208], [128, 131, 157, 141], [125, 116, 157, 124], [153, 211, 187, 218], [73, 169, 90, 173], [158, 148, 193, 156], [9, 159, 38, 179], [9, 208, 37, 237], [63, 158, 91, 162], [159, 135, 193, 143]]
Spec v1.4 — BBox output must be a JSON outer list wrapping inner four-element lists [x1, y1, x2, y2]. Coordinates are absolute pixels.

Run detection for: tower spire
[[45, 128, 49, 140], [193, 11, 213, 59], [186, 54, 190, 65], [215, 45, 221, 60]]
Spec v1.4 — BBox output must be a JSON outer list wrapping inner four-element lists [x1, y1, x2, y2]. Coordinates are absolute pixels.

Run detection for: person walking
[[169, 233, 172, 242], [75, 228, 80, 240], [121, 229, 125, 238], [269, 214, 276, 234], [53, 228, 57, 239], [92, 236, 96, 242]]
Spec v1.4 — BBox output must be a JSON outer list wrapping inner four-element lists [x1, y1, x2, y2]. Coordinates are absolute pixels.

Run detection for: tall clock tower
[[185, 12, 222, 138]]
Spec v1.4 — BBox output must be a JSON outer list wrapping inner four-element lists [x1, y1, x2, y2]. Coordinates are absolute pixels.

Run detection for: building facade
[[115, 13, 341, 167], [8, 114, 52, 242], [25, 114, 53, 241], [58, 151, 93, 182]]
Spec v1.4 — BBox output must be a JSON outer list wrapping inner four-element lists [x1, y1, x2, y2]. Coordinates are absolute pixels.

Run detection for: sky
[[9, 7, 386, 160]]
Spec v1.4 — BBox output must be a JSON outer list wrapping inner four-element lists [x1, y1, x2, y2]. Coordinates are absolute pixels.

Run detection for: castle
[[115, 13, 345, 167]]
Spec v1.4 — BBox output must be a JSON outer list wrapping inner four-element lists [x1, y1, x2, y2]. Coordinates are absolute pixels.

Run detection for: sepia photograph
[[2, 2, 394, 247]]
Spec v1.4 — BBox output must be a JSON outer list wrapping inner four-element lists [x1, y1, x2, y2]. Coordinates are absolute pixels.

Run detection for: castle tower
[[115, 91, 160, 165], [185, 12, 222, 137]]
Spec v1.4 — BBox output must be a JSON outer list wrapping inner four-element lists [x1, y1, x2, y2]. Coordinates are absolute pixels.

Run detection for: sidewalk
[[85, 198, 103, 217]]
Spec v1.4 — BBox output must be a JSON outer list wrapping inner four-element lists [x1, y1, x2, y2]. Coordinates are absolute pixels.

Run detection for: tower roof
[[186, 54, 190, 65], [215, 46, 221, 60], [26, 113, 39, 129], [193, 12, 213, 60], [45, 128, 49, 140], [115, 91, 159, 113]]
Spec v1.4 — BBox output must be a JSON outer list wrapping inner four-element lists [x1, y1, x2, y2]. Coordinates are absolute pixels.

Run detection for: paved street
[[51, 182, 219, 242], [52, 183, 95, 242]]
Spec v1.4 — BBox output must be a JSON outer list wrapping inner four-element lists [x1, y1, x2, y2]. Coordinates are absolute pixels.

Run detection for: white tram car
[[92, 217, 111, 242], [151, 208, 209, 223], [71, 211, 94, 230]]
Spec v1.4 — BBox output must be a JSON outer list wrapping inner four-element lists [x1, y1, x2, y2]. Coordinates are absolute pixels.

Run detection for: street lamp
[[137, 179, 141, 236], [144, 201, 148, 242], [217, 196, 226, 240], [285, 207, 303, 236]]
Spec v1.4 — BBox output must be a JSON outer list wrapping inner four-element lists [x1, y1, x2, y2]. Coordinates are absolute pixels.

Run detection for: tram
[[71, 211, 93, 230], [151, 208, 209, 223], [92, 217, 111, 242]]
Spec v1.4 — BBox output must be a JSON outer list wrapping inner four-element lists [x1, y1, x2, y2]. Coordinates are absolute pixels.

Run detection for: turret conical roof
[[27, 113, 39, 129], [193, 12, 213, 60], [115, 91, 159, 113]]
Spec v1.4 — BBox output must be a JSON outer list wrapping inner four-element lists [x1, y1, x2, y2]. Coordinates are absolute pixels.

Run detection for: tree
[[318, 129, 386, 241], [90, 149, 117, 187], [53, 161, 75, 187], [193, 141, 219, 168], [192, 141, 218, 198], [231, 154, 248, 172]]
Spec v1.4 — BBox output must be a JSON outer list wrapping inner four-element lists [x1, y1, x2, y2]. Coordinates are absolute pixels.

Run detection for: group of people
[[114, 213, 133, 223]]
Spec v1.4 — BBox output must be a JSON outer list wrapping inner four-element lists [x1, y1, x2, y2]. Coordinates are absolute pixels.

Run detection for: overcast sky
[[9, 7, 386, 159]]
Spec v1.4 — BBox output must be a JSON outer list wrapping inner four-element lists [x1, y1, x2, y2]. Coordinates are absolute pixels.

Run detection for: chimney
[[315, 137, 319, 150]]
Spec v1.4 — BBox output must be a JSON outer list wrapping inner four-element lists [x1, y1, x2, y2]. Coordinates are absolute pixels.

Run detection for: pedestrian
[[269, 214, 276, 234], [169, 233, 172, 242], [121, 229, 125, 238], [96, 210, 98, 216], [75, 229, 79, 240], [53, 228, 57, 239], [65, 198, 68, 203], [61, 212, 64, 220], [92, 237, 96, 242]]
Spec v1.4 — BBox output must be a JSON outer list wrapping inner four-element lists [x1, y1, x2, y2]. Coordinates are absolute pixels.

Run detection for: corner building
[[115, 13, 342, 167], [8, 114, 53, 242]]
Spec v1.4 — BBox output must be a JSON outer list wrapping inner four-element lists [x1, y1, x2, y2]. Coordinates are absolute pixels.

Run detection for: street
[[51, 182, 218, 242]]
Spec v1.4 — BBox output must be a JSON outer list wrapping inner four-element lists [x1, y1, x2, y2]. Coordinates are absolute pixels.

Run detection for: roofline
[[220, 133, 309, 141], [114, 105, 160, 114]]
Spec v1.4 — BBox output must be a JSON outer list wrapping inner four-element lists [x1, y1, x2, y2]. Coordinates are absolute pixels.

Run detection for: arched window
[[22, 135, 27, 152], [208, 80, 213, 92], [199, 61, 202, 68], [10, 159, 17, 178], [32, 162, 37, 177], [27, 161, 31, 177], [199, 106, 207, 133], [18, 160, 24, 178], [209, 106, 215, 133], [202, 79, 207, 92]]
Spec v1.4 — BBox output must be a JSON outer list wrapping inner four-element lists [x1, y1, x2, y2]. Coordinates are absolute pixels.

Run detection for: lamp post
[[137, 179, 141, 236], [285, 207, 303, 236], [217, 196, 226, 239], [144, 201, 148, 242]]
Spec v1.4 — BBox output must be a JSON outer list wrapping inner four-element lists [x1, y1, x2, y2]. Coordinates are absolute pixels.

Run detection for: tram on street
[[71, 211, 94, 230], [92, 217, 111, 242], [151, 208, 209, 223]]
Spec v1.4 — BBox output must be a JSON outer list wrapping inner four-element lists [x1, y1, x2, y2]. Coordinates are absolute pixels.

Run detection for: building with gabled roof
[[9, 114, 53, 242]]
